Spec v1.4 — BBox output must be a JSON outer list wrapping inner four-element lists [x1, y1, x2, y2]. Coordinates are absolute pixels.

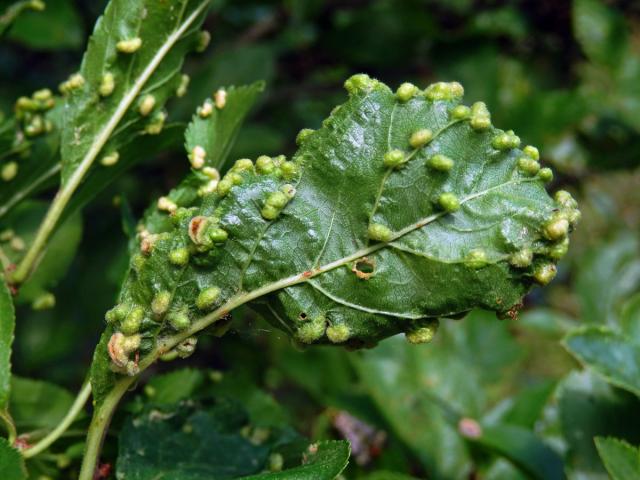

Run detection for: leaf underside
[[93, 75, 577, 402]]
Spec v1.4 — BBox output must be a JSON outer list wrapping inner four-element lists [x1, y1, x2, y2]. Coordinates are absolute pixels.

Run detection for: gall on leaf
[[94, 75, 578, 396]]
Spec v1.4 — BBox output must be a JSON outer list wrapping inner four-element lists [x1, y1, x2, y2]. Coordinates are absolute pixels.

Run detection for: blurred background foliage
[[1, 0, 640, 478]]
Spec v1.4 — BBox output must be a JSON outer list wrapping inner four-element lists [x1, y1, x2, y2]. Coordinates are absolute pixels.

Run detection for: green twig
[[23, 381, 91, 459], [78, 377, 135, 480]]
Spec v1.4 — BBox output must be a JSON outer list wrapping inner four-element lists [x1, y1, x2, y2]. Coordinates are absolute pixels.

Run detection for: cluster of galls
[[512, 189, 579, 286], [2, 88, 56, 183], [105, 283, 224, 375], [295, 314, 353, 346], [359, 78, 574, 279], [105, 152, 303, 373]]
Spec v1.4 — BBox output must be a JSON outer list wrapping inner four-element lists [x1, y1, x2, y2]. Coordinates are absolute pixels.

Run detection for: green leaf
[[0, 275, 15, 410], [575, 233, 640, 326], [95, 76, 574, 394], [185, 81, 265, 171], [239, 441, 350, 480], [484, 381, 556, 429], [143, 368, 206, 405], [0, 437, 26, 480], [1, 201, 82, 305], [564, 326, 640, 397], [573, 0, 628, 67], [354, 335, 472, 478], [595, 437, 640, 480], [59, 0, 213, 187], [620, 293, 640, 342], [0, 101, 62, 220], [8, 376, 79, 431], [117, 400, 309, 480], [558, 371, 640, 477], [6, 0, 83, 50], [471, 424, 564, 480], [0, 0, 44, 37]]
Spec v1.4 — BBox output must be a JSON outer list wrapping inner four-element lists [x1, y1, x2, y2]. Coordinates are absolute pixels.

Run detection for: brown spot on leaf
[[352, 257, 375, 280]]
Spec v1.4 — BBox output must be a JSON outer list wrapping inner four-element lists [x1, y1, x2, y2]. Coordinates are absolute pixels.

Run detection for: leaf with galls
[[92, 75, 578, 405]]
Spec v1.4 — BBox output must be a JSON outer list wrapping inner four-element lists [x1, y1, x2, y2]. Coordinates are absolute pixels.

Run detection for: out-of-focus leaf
[[470, 7, 527, 40], [574, 0, 640, 133], [240, 441, 350, 480], [354, 336, 472, 479], [573, 0, 627, 67], [620, 293, 640, 341], [575, 233, 640, 326], [143, 368, 206, 406], [8, 376, 79, 431], [0, 0, 44, 37], [595, 437, 640, 480], [361, 472, 420, 480], [558, 371, 640, 478], [211, 372, 290, 428], [483, 459, 527, 480], [471, 423, 564, 480], [484, 381, 556, 429], [6, 0, 83, 50], [353, 311, 525, 478], [0, 275, 15, 410], [1, 201, 82, 304], [518, 309, 575, 337], [117, 400, 307, 480], [0, 438, 26, 480], [564, 326, 640, 397]]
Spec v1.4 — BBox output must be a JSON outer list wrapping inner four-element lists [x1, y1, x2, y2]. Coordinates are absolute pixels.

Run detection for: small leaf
[[185, 81, 265, 171], [240, 441, 350, 480], [0, 275, 15, 410], [9, 376, 80, 431], [471, 424, 564, 480], [564, 326, 640, 397], [595, 437, 640, 480], [0, 438, 26, 480]]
